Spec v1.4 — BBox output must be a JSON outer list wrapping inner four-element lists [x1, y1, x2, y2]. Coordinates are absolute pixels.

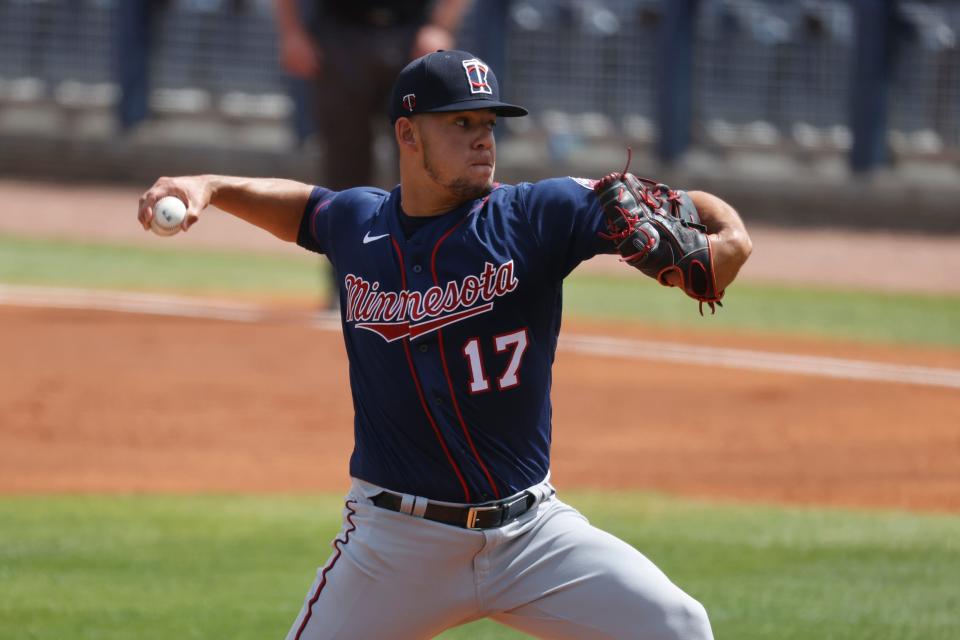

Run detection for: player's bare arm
[[688, 190, 753, 292], [138, 175, 312, 241]]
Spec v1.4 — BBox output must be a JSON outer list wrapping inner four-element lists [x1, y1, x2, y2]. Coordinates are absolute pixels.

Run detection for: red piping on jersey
[[293, 500, 357, 640], [431, 217, 502, 500], [392, 237, 472, 502]]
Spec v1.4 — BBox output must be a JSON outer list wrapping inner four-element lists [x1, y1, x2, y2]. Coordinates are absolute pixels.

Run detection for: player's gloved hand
[[594, 170, 724, 314]]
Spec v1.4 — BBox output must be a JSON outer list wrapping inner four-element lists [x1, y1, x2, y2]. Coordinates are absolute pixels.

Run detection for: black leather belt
[[371, 491, 537, 530]]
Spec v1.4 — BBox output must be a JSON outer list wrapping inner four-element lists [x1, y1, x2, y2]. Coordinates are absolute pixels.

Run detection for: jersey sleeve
[[296, 186, 338, 255], [297, 186, 390, 268], [518, 177, 615, 279]]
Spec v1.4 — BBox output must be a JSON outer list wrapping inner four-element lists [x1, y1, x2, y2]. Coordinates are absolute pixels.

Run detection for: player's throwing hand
[[137, 176, 210, 233]]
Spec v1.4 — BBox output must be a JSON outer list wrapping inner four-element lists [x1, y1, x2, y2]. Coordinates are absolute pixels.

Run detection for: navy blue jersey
[[298, 178, 612, 502]]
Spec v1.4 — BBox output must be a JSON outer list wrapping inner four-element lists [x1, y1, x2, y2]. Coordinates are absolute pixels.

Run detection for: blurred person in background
[[274, 0, 473, 309], [115, 0, 169, 132]]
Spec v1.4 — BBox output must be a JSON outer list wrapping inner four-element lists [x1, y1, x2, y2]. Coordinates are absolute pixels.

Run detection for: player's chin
[[448, 174, 493, 201]]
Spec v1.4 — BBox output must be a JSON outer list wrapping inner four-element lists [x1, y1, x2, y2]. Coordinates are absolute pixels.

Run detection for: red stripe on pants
[[293, 500, 358, 640]]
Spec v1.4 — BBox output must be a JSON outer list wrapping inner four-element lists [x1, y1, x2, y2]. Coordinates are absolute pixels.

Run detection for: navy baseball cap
[[389, 50, 528, 123]]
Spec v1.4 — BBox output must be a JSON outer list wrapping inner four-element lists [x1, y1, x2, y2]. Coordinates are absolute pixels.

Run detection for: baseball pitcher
[[137, 50, 751, 639]]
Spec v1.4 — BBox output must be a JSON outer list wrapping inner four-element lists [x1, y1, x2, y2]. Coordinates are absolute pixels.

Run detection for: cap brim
[[425, 99, 528, 117]]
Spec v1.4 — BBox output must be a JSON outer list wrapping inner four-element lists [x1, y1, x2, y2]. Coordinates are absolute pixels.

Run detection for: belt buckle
[[465, 504, 500, 529]]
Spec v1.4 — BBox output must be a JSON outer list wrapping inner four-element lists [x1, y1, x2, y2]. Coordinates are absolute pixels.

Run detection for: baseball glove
[[594, 167, 724, 314]]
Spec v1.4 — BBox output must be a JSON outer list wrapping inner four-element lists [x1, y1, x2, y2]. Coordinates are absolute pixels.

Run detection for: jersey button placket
[[407, 254, 432, 358], [407, 250, 459, 483]]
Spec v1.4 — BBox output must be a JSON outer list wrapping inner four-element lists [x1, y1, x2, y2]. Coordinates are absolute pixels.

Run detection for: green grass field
[[3, 233, 959, 346], [1, 494, 957, 640], [2, 233, 959, 639]]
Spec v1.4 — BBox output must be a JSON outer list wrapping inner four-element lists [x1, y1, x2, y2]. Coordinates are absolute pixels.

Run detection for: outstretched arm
[[137, 175, 314, 242], [687, 190, 752, 292]]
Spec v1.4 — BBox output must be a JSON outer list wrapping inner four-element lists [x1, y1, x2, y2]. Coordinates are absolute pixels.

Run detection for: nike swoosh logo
[[363, 231, 390, 244]]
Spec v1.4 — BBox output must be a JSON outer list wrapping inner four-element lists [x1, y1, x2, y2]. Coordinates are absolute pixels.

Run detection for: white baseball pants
[[286, 477, 713, 640]]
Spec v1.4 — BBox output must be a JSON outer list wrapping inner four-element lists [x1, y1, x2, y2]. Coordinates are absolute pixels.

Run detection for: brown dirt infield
[[2, 304, 958, 512]]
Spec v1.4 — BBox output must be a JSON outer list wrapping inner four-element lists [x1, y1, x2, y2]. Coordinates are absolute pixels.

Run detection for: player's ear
[[395, 117, 418, 150]]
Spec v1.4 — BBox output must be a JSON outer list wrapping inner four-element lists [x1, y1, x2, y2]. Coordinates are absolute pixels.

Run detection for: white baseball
[[151, 196, 187, 237]]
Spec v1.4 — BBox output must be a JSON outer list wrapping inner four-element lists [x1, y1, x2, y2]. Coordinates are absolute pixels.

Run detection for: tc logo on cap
[[462, 59, 492, 95], [402, 93, 416, 112]]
